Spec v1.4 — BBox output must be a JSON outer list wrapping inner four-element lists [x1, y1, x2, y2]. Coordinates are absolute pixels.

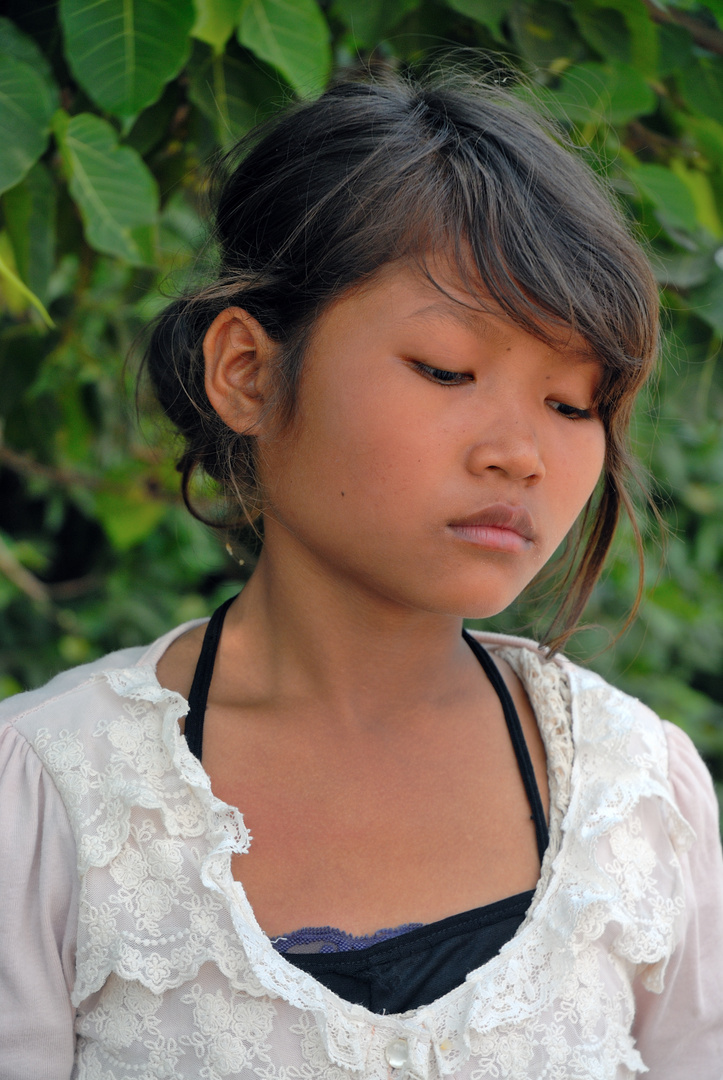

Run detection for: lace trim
[[28, 634, 695, 1079], [272, 920, 426, 954]]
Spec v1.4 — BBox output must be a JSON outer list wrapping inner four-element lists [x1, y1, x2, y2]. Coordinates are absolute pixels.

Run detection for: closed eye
[[548, 400, 594, 420], [410, 361, 473, 386]]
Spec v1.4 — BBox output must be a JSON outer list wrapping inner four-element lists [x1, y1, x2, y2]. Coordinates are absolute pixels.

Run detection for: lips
[[447, 503, 536, 551]]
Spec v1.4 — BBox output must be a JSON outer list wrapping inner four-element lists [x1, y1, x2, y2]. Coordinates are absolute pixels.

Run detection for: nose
[[464, 413, 545, 483]]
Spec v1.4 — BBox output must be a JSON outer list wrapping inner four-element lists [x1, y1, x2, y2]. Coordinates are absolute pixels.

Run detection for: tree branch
[[0, 533, 51, 607], [0, 445, 101, 488], [642, 1, 723, 57]]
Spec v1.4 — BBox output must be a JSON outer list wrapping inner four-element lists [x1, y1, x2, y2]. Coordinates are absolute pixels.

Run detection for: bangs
[[235, 82, 658, 420], [387, 94, 656, 415]]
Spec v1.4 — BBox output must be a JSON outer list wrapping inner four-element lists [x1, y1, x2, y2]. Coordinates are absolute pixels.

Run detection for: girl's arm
[[0, 720, 78, 1080], [632, 721, 723, 1077]]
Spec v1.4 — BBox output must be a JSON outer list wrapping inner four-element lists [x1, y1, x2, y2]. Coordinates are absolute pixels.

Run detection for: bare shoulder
[[155, 622, 207, 715], [487, 651, 550, 819]]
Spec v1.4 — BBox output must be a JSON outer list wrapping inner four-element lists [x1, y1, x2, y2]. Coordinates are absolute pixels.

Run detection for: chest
[[201, 695, 545, 937]]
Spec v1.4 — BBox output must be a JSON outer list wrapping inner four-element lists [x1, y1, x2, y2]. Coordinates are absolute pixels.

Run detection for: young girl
[[1, 74, 722, 1080]]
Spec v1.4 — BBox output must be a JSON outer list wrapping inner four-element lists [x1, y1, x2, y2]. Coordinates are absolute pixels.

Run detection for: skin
[[157, 259, 606, 937]]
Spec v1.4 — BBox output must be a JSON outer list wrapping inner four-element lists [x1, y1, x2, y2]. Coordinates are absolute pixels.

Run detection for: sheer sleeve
[[0, 719, 78, 1080], [632, 721, 723, 1077]]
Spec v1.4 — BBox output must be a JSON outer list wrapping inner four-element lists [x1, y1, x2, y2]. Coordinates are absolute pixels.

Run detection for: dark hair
[[145, 70, 659, 652]]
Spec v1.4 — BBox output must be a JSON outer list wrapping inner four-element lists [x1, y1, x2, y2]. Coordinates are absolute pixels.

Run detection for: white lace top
[[1, 623, 722, 1080]]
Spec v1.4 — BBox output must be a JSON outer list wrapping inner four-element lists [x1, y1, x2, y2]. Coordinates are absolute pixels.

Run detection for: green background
[[1, 0, 723, 814]]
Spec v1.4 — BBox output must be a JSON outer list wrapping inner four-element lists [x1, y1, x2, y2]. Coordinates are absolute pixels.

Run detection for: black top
[[183, 599, 548, 1013]]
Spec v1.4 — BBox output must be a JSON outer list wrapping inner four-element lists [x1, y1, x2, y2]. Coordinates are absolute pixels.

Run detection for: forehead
[[348, 259, 599, 365]]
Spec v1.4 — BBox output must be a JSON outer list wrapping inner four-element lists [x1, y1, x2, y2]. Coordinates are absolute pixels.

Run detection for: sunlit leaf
[[0, 235, 54, 327], [237, 0, 330, 97], [60, 0, 195, 121], [669, 160, 722, 238], [192, 0, 243, 53], [53, 111, 158, 264], [3, 162, 55, 305]]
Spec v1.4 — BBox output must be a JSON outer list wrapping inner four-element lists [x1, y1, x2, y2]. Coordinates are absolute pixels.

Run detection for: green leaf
[[700, 0, 723, 28], [59, 0, 195, 121], [443, 0, 512, 41], [192, 0, 243, 53], [0, 17, 54, 83], [685, 113, 723, 168], [573, 5, 631, 65], [657, 23, 693, 78], [690, 272, 723, 335], [594, 0, 658, 76], [572, 0, 658, 75], [0, 327, 48, 418], [53, 111, 159, 264], [669, 160, 722, 237], [0, 54, 57, 195], [652, 250, 713, 289], [333, 0, 418, 45], [0, 244, 54, 328], [93, 485, 168, 551], [125, 83, 181, 157], [3, 163, 55, 305], [549, 61, 656, 126], [650, 250, 716, 289], [678, 55, 723, 127], [238, 0, 330, 98], [630, 162, 699, 234], [188, 39, 280, 142], [0, 675, 23, 701], [508, 2, 584, 68]]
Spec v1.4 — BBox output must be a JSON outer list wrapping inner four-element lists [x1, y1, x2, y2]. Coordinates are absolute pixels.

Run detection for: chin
[[424, 570, 533, 621], [416, 585, 525, 622]]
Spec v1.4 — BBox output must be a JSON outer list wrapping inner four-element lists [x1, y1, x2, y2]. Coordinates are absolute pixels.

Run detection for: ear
[[203, 307, 276, 434]]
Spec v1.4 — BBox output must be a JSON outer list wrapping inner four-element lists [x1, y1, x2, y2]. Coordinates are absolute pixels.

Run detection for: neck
[[221, 531, 478, 730]]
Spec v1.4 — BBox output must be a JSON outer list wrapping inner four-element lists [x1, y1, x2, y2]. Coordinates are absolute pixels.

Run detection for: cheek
[[556, 425, 606, 519], [285, 370, 430, 499], [258, 382, 401, 521]]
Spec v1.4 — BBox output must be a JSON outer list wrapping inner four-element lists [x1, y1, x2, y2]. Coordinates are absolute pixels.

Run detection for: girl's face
[[257, 260, 606, 619]]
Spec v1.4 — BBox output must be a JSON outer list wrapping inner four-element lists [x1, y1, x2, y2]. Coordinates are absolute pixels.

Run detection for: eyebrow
[[404, 300, 494, 334], [404, 299, 600, 365]]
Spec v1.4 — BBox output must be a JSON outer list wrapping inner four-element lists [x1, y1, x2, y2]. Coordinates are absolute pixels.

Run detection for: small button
[[385, 1038, 409, 1069]]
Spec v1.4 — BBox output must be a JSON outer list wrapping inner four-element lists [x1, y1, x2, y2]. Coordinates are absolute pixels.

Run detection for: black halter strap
[[183, 594, 236, 762], [462, 629, 549, 863], [183, 603, 549, 863]]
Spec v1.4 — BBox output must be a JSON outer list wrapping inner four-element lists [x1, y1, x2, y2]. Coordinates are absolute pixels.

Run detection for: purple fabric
[[271, 921, 425, 954]]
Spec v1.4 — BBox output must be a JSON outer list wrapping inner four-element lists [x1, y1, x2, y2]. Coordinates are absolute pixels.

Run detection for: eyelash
[[412, 361, 594, 419], [548, 401, 594, 421], [412, 361, 472, 386]]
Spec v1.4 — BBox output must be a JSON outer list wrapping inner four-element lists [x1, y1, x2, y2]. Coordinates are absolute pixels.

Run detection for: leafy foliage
[[1, 0, 723, 813], [60, 0, 196, 121]]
